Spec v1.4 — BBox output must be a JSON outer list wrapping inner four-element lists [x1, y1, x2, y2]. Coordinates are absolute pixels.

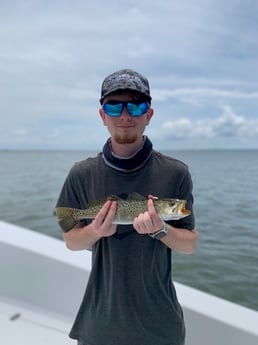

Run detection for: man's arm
[[160, 225, 198, 254], [63, 200, 117, 251], [133, 198, 198, 254]]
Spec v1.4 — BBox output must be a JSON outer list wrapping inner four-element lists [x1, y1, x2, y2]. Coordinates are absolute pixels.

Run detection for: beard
[[114, 133, 137, 144]]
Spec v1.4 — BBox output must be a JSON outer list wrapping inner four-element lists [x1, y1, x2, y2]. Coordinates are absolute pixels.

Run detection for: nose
[[120, 105, 132, 119]]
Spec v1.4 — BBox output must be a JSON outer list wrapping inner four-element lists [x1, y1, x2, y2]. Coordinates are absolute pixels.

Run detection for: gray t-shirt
[[56, 150, 195, 345]]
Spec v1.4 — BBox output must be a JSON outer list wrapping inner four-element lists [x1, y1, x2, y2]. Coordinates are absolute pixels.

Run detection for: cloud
[[0, 0, 257, 150], [149, 106, 258, 141], [153, 88, 258, 105], [10, 129, 28, 136]]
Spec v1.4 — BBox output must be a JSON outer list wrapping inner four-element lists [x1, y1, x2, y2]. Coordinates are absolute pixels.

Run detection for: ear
[[99, 108, 107, 126], [145, 108, 154, 125]]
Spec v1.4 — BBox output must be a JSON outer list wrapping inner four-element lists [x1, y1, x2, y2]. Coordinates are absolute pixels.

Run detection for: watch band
[[148, 221, 168, 240]]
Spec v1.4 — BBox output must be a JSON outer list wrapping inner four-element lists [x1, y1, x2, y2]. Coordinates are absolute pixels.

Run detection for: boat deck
[[0, 297, 73, 344]]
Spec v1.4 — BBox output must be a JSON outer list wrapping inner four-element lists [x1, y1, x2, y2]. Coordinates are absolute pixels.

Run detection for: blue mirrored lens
[[103, 102, 149, 117], [127, 102, 148, 116], [103, 103, 123, 117]]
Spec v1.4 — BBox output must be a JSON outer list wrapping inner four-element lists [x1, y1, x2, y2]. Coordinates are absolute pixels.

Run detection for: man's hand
[[92, 200, 117, 238], [63, 200, 117, 251], [133, 197, 164, 235]]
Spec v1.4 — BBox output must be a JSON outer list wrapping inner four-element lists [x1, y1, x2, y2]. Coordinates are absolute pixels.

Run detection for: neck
[[110, 137, 145, 157], [102, 136, 153, 172]]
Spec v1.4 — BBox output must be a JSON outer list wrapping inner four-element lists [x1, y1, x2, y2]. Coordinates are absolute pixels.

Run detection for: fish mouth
[[182, 209, 191, 215]]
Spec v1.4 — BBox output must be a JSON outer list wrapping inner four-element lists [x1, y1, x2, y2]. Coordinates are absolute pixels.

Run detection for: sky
[[0, 0, 258, 151]]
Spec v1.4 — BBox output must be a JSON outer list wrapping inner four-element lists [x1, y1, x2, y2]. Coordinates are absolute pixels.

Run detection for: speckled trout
[[55, 193, 191, 232]]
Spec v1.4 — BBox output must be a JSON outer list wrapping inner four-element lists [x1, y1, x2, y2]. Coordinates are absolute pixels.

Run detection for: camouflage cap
[[100, 68, 152, 103]]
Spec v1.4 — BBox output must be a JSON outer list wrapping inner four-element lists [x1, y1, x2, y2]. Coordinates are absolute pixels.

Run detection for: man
[[56, 68, 198, 345]]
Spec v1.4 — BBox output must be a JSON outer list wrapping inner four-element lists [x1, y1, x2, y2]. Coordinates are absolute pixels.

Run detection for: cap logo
[[107, 73, 146, 88]]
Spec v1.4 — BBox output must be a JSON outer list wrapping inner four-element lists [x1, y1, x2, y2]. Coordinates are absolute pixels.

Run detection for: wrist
[[148, 221, 168, 240]]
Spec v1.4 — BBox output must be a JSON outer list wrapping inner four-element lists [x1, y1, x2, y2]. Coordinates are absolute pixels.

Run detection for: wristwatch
[[149, 221, 168, 240]]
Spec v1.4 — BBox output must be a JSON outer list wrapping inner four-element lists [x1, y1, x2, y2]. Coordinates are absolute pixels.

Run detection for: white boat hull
[[1, 220, 258, 344]]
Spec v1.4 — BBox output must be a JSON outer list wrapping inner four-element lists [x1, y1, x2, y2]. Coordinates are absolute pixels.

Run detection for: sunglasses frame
[[102, 100, 150, 117]]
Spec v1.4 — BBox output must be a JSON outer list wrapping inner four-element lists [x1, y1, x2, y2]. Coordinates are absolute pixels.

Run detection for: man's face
[[99, 91, 153, 145]]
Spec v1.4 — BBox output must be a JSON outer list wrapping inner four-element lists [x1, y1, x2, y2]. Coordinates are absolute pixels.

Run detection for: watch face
[[149, 222, 168, 240], [153, 231, 167, 240]]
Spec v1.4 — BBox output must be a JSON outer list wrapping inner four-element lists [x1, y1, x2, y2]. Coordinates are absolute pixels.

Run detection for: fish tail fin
[[55, 207, 79, 232], [58, 218, 78, 232], [55, 207, 74, 219]]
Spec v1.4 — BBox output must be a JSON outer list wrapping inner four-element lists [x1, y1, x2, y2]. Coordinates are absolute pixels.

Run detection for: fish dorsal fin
[[127, 192, 146, 200], [85, 197, 106, 209]]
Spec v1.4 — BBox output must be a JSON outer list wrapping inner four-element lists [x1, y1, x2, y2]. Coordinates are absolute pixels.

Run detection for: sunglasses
[[103, 101, 149, 117]]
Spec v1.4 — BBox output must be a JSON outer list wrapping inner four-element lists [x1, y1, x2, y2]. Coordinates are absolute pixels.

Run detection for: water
[[0, 149, 258, 311]]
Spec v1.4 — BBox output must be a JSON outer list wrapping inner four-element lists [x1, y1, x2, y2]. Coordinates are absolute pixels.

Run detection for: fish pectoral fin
[[127, 192, 146, 200]]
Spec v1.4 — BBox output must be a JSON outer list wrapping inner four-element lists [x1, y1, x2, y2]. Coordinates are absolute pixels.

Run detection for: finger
[[93, 201, 117, 237], [147, 199, 163, 230], [142, 211, 154, 229], [148, 194, 159, 200], [133, 213, 145, 233], [134, 212, 152, 234], [94, 200, 112, 227], [102, 201, 117, 226], [147, 198, 157, 217]]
